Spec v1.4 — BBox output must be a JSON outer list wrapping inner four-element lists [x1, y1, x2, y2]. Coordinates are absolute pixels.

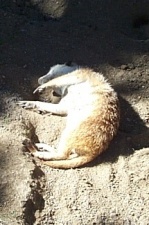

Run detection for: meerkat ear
[[65, 61, 72, 66]]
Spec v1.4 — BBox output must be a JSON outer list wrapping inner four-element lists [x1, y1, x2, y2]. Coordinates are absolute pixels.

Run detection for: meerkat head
[[35, 86, 62, 104], [38, 62, 79, 85]]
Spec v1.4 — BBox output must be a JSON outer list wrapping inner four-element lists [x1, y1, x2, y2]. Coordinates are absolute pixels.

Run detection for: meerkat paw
[[35, 143, 54, 152], [33, 151, 53, 160], [17, 101, 37, 109], [22, 139, 55, 160]]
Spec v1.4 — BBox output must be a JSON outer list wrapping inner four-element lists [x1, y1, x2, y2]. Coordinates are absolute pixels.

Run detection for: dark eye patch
[[53, 91, 61, 97]]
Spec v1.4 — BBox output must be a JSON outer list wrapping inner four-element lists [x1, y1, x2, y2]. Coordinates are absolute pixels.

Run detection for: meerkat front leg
[[17, 100, 67, 115]]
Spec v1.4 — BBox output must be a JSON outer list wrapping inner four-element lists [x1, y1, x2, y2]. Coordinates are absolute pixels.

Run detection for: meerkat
[[18, 63, 120, 169]]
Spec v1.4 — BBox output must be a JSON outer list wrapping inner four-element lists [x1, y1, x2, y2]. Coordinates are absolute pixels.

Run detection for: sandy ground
[[0, 1, 149, 224]]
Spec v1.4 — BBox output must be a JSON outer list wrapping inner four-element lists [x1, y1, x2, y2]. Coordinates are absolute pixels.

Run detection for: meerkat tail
[[42, 155, 95, 169], [22, 139, 38, 153]]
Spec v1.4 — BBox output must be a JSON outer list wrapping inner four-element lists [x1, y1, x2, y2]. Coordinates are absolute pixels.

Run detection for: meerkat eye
[[52, 90, 61, 97]]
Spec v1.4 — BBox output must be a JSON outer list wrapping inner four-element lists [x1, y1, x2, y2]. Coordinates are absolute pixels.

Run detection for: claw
[[17, 101, 26, 108], [17, 101, 35, 109], [22, 138, 38, 153]]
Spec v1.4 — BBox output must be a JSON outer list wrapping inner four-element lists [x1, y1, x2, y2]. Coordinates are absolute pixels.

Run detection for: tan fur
[[19, 67, 120, 169]]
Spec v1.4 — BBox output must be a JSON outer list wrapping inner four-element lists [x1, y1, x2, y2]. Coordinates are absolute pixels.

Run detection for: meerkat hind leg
[[34, 149, 69, 161]]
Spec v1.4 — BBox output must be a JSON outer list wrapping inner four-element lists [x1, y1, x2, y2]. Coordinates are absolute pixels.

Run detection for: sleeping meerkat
[[18, 63, 120, 169]]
